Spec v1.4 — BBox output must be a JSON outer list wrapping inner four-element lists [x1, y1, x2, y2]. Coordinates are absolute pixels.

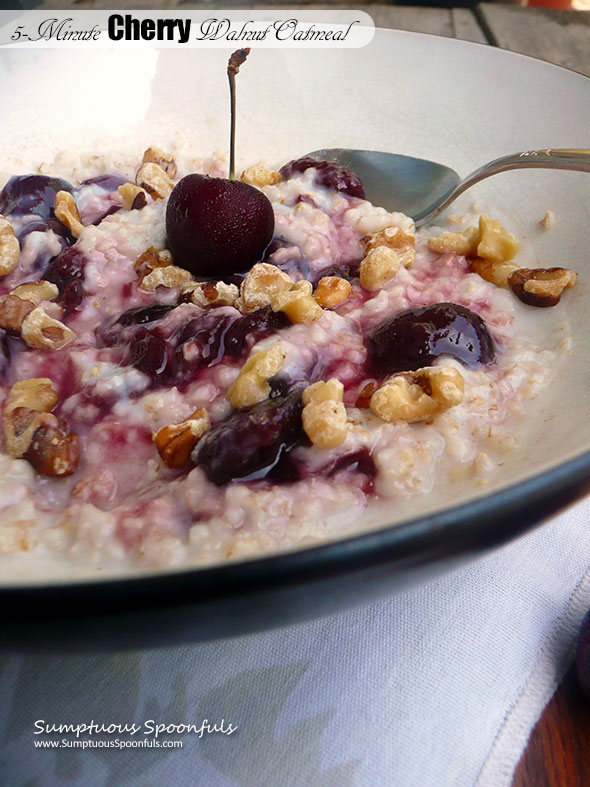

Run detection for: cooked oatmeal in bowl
[[0, 144, 578, 576]]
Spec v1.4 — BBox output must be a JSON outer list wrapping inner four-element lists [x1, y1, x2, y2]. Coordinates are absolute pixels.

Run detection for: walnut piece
[[240, 164, 281, 188], [470, 258, 520, 288], [142, 147, 178, 179], [0, 294, 35, 333], [370, 366, 464, 423], [539, 210, 555, 230], [140, 265, 193, 292], [4, 379, 78, 477], [270, 280, 323, 324], [10, 280, 59, 305], [359, 246, 401, 292], [118, 183, 148, 211], [476, 214, 519, 264], [153, 408, 210, 469], [362, 225, 416, 264], [183, 281, 239, 308], [134, 246, 173, 274], [302, 378, 347, 449], [237, 263, 293, 314], [20, 306, 76, 350], [136, 162, 173, 200], [54, 191, 83, 238], [0, 215, 20, 276], [427, 227, 480, 257], [313, 276, 351, 309], [24, 416, 79, 477], [508, 267, 577, 307], [228, 344, 287, 409]]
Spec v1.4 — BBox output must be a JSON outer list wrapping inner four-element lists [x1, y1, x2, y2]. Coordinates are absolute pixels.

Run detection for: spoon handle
[[417, 148, 590, 226]]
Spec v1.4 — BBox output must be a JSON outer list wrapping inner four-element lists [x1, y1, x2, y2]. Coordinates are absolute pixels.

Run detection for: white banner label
[[0, 10, 375, 49]]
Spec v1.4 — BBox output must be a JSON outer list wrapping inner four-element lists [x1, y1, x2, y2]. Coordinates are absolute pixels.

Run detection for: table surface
[[26, 0, 590, 781]]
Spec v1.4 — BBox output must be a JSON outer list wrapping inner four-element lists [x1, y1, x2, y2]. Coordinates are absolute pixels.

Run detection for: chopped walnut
[[237, 263, 293, 313], [136, 162, 173, 200], [359, 246, 401, 292], [10, 281, 59, 305], [240, 164, 281, 188], [134, 246, 173, 274], [370, 366, 464, 423], [142, 147, 178, 179], [54, 191, 83, 238], [140, 265, 193, 292], [539, 210, 555, 230], [362, 226, 415, 254], [153, 408, 210, 468], [302, 378, 344, 406], [508, 267, 577, 307], [313, 276, 351, 309], [20, 306, 76, 350], [270, 280, 323, 324], [228, 344, 287, 409], [3, 378, 78, 476], [0, 215, 20, 276], [183, 281, 239, 308], [362, 226, 415, 269], [302, 378, 347, 449], [470, 258, 520, 288], [24, 416, 79, 477], [428, 227, 480, 257], [118, 183, 147, 211], [476, 214, 519, 264], [0, 294, 35, 333]]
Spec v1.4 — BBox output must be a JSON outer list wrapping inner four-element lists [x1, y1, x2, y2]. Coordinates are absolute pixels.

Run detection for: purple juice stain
[[279, 156, 365, 199], [369, 302, 495, 375]]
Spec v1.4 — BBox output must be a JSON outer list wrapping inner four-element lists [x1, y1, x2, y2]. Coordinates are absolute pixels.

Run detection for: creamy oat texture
[[0, 147, 572, 578]]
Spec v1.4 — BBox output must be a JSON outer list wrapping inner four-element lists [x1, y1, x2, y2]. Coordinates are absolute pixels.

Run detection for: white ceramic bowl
[[0, 31, 589, 646]]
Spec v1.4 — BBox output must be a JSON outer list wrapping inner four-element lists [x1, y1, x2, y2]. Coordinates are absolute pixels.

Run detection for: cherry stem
[[227, 48, 251, 180]]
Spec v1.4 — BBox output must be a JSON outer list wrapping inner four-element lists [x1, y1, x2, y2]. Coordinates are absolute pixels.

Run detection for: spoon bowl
[[308, 148, 590, 226]]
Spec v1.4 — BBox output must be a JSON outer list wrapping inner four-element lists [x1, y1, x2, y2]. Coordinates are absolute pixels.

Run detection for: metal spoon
[[307, 148, 590, 227]]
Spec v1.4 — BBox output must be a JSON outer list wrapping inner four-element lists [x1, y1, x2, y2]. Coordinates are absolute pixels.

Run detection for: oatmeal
[[0, 149, 577, 574]]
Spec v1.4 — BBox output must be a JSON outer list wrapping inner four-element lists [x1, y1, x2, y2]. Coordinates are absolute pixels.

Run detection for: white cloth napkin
[[1, 496, 589, 787]]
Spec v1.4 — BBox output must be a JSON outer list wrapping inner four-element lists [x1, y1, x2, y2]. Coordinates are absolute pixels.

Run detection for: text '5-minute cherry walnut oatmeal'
[[0, 146, 578, 573]]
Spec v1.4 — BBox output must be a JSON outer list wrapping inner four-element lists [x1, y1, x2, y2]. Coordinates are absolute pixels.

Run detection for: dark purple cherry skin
[[118, 303, 175, 327], [224, 306, 289, 358], [0, 175, 74, 219], [166, 174, 275, 279], [43, 247, 87, 317], [577, 609, 590, 702], [196, 387, 305, 486], [279, 157, 365, 199], [128, 328, 172, 378], [369, 302, 495, 375]]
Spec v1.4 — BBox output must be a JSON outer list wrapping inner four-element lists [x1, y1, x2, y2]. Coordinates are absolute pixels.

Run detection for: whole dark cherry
[[278, 156, 365, 199], [166, 174, 274, 279], [196, 387, 305, 485], [165, 50, 274, 279], [369, 302, 495, 374], [0, 175, 74, 219]]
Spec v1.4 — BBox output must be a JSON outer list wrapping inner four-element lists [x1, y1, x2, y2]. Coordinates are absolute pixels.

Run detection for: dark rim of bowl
[[2, 448, 589, 619]]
